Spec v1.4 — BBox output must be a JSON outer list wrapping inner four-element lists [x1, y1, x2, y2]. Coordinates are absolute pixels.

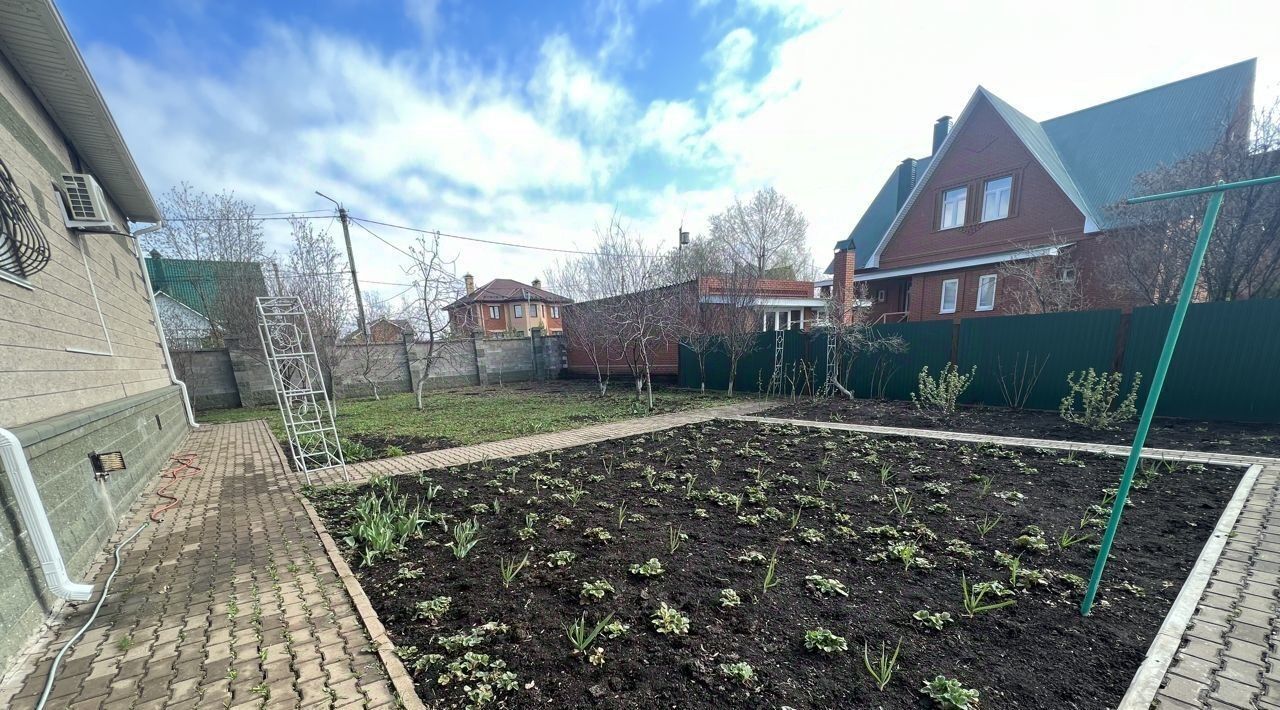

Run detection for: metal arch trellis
[[765, 330, 785, 398], [256, 296, 348, 485]]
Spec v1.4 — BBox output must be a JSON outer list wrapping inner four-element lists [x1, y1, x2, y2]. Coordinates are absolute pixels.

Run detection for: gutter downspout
[[0, 428, 93, 600], [132, 221, 198, 428]]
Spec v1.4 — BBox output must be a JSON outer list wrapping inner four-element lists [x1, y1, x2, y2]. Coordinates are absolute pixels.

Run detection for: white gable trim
[[855, 244, 1070, 282], [865, 90, 983, 269], [866, 88, 1094, 268]]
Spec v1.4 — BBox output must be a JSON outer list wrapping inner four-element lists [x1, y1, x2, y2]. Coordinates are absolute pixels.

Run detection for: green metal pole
[[1078, 189, 1224, 616]]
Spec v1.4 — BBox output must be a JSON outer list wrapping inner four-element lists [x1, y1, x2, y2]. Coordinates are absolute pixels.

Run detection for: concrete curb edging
[[1117, 462, 1264, 709], [300, 497, 427, 710]]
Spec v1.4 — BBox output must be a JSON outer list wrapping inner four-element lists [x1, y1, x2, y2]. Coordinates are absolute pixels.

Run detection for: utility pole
[[316, 191, 368, 337]]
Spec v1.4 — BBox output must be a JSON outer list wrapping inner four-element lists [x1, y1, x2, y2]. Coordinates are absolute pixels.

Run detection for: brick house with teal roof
[[825, 60, 1257, 324]]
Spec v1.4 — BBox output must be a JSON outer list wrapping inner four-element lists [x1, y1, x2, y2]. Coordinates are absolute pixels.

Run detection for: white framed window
[[551, 306, 559, 318], [976, 274, 997, 311], [488, 305, 500, 319], [982, 175, 1012, 222], [940, 186, 967, 229], [939, 278, 959, 314], [1058, 267, 1077, 283], [513, 304, 523, 318]]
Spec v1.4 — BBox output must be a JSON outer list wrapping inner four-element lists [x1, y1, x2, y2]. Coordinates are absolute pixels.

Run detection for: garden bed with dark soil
[[347, 432, 463, 458], [309, 420, 1242, 709], [768, 397, 1280, 458]]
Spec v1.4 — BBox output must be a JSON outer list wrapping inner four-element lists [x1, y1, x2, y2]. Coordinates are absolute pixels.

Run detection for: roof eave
[[0, 0, 160, 222]]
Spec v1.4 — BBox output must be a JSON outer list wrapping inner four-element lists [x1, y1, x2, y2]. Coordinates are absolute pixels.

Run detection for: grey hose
[[35, 522, 149, 710]]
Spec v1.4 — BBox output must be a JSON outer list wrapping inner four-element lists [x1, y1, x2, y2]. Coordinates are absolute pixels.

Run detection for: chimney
[[896, 158, 918, 209], [932, 115, 952, 154], [831, 248, 856, 325], [531, 278, 542, 290], [464, 273, 475, 293]]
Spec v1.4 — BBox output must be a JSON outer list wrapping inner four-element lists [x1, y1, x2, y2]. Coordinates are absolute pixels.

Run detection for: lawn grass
[[197, 383, 742, 457]]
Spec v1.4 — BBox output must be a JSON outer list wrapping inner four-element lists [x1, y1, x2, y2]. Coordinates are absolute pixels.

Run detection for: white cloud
[[404, 0, 443, 41]]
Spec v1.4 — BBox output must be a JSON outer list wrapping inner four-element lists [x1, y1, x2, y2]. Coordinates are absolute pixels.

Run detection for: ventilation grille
[[0, 158, 51, 278], [60, 173, 108, 221]]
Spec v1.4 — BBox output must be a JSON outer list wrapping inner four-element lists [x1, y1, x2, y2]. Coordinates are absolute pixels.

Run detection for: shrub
[[651, 602, 690, 635], [1059, 369, 1142, 430], [921, 675, 980, 709], [911, 364, 976, 418], [804, 628, 847, 654], [629, 558, 664, 577], [719, 662, 755, 685]]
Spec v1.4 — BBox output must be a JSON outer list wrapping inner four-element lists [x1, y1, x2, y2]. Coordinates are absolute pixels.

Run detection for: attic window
[[982, 176, 1013, 222], [939, 186, 967, 229], [0, 158, 51, 280]]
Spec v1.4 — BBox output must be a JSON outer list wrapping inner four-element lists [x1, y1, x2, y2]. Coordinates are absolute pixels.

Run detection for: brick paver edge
[[1119, 463, 1265, 710], [299, 497, 426, 710]]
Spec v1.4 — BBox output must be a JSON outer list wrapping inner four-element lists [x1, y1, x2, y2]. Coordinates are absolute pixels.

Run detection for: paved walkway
[[0, 422, 395, 710], [741, 414, 1280, 710]]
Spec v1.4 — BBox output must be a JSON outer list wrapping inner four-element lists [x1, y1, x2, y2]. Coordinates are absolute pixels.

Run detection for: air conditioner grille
[[62, 174, 106, 221]]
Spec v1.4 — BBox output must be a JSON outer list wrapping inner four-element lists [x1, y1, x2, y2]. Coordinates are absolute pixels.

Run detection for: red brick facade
[[850, 93, 1148, 322]]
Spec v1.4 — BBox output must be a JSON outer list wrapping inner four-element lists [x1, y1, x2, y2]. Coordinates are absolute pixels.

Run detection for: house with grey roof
[[825, 59, 1257, 324]]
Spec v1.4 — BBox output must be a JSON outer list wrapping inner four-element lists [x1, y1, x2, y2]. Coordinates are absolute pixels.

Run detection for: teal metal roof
[[1043, 59, 1255, 228], [839, 60, 1256, 269], [832, 156, 932, 272], [145, 256, 267, 320]]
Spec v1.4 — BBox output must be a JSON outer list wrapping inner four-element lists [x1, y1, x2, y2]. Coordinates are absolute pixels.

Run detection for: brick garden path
[[738, 415, 1280, 710], [0, 400, 771, 709]]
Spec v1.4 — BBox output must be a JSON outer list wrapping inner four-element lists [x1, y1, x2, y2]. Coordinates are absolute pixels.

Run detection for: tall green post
[[1080, 174, 1280, 616]]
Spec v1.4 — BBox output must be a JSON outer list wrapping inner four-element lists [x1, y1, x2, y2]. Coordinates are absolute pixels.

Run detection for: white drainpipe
[[131, 220, 198, 427], [0, 428, 94, 600]]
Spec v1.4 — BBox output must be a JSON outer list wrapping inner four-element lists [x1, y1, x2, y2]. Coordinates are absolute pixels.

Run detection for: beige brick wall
[[0, 50, 170, 428]]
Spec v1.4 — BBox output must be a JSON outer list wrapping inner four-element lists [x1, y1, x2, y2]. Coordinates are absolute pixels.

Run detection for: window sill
[[0, 270, 35, 290], [975, 306, 995, 312]]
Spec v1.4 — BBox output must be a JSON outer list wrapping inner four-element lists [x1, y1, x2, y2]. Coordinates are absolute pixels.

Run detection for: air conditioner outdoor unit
[[56, 173, 117, 231]]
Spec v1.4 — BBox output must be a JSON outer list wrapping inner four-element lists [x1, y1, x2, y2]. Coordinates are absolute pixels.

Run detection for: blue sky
[[59, 0, 1280, 299]]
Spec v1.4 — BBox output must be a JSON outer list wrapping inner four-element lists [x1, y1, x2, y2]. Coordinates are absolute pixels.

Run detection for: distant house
[[344, 317, 415, 344], [154, 290, 216, 349], [446, 275, 572, 337], [145, 251, 268, 342], [564, 275, 825, 377], [827, 60, 1257, 324]]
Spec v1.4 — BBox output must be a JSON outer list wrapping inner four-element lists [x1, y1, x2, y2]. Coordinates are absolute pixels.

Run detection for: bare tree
[[344, 337, 404, 401], [716, 264, 762, 397], [1105, 99, 1280, 303], [403, 234, 465, 410], [820, 283, 905, 396], [996, 243, 1085, 315], [144, 182, 266, 262], [551, 214, 679, 409], [281, 217, 353, 395], [707, 187, 814, 280]]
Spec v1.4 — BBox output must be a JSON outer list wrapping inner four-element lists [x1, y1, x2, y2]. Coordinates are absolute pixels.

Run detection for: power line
[[350, 215, 652, 258]]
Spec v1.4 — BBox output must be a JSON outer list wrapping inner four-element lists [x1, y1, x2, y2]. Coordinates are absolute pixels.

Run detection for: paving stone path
[[739, 414, 1280, 710], [0, 421, 395, 710]]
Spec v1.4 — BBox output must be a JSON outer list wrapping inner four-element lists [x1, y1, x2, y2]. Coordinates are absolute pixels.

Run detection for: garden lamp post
[[1080, 173, 1280, 616]]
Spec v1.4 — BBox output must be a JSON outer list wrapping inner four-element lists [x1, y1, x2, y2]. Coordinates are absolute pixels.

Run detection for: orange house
[[446, 276, 571, 337]]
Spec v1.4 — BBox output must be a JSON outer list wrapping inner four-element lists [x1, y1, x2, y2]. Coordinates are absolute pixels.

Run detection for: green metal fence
[[678, 298, 1280, 422], [957, 310, 1122, 411]]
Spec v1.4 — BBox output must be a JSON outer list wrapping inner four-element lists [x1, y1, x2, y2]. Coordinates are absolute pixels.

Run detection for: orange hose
[[150, 453, 202, 522]]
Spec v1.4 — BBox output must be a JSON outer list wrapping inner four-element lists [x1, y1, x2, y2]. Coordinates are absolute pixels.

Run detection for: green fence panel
[[1122, 298, 1280, 423], [956, 310, 1122, 411], [843, 321, 954, 401]]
